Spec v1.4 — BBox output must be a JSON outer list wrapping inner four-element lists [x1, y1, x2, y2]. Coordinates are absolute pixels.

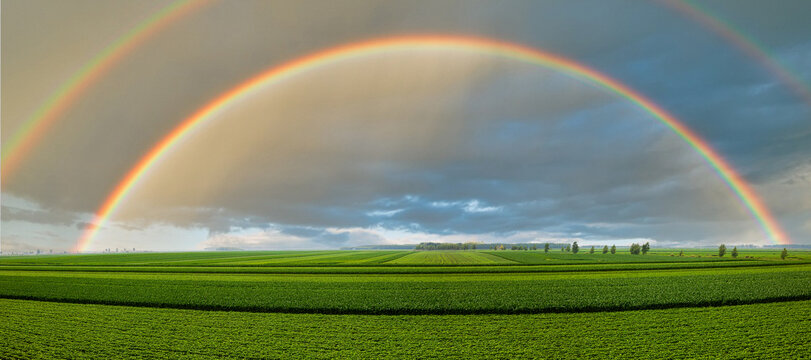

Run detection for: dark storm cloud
[[1, 205, 79, 227], [136, 91, 754, 244], [564, 1, 811, 190]]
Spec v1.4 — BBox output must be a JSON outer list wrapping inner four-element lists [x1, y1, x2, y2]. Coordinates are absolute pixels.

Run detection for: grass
[[2, 298, 808, 359], [3, 259, 799, 275], [202, 250, 411, 265], [386, 251, 515, 264], [484, 250, 740, 264], [3, 249, 806, 267], [2, 250, 809, 358], [1, 264, 808, 314]]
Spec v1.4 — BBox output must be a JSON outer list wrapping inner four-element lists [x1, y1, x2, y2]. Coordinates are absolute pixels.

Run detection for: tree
[[718, 244, 726, 257], [565, 245, 571, 252], [731, 246, 738, 258], [781, 248, 788, 260], [602, 245, 609, 254], [589, 246, 595, 254], [610, 245, 616, 254], [572, 242, 579, 254], [641, 242, 650, 255], [678, 250, 684, 257], [629, 243, 641, 255], [531, 244, 537, 251], [544, 243, 550, 253]]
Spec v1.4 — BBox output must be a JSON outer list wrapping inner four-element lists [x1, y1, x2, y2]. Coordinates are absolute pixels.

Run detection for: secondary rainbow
[[664, 0, 811, 105], [1, 0, 210, 183], [75, 35, 790, 252]]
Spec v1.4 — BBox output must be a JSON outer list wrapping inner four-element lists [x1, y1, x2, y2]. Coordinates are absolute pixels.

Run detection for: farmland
[[2, 299, 808, 359], [1, 249, 809, 358]]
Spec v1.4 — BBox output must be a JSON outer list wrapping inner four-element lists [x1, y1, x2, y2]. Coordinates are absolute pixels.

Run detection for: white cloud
[[463, 200, 502, 213], [366, 209, 405, 217], [199, 227, 316, 250], [429, 199, 502, 213]]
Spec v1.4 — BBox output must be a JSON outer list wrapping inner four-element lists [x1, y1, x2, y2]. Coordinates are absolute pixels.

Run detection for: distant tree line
[[488, 243, 569, 251], [550, 242, 650, 255], [410, 242, 769, 259], [556, 242, 619, 254], [628, 242, 650, 255], [415, 242, 478, 250], [717, 244, 788, 260]]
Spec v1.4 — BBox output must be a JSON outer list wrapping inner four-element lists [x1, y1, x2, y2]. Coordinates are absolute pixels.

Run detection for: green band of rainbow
[[75, 35, 790, 252], [1, 0, 209, 183]]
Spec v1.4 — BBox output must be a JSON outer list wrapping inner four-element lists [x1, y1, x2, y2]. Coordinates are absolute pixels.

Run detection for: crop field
[[386, 250, 514, 264], [1, 250, 809, 358], [2, 299, 808, 359]]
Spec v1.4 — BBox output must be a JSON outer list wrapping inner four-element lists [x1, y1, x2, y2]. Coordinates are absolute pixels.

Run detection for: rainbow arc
[[0, 0, 209, 183], [75, 35, 789, 252], [665, 0, 811, 104]]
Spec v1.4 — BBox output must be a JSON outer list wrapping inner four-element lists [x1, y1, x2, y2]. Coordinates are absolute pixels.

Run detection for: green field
[[2, 250, 809, 358], [387, 250, 515, 264], [2, 249, 798, 266]]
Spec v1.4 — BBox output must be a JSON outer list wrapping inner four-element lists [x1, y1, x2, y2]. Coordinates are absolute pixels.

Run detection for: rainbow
[[0, 0, 210, 184], [75, 35, 790, 252], [664, 0, 811, 105]]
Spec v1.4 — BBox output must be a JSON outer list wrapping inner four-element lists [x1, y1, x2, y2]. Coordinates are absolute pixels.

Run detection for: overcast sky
[[2, 0, 810, 252]]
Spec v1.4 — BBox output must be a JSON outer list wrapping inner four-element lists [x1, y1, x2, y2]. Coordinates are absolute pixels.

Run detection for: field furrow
[[1, 298, 808, 359], [0, 265, 808, 314]]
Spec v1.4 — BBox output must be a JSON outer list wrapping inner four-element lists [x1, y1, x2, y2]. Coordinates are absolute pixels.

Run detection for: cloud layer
[[2, 0, 809, 251]]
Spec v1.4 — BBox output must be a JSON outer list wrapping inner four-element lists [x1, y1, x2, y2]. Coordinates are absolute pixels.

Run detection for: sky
[[2, 0, 810, 253]]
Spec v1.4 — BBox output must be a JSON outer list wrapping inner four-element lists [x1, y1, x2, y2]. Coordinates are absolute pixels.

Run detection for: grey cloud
[[3, 0, 809, 248], [1, 205, 79, 227]]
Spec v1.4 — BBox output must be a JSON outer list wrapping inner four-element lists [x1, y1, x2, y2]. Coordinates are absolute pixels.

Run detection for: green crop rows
[[2, 259, 795, 275], [1, 299, 808, 359], [1, 250, 810, 358], [386, 251, 515, 264], [3, 249, 797, 266], [0, 265, 809, 314]]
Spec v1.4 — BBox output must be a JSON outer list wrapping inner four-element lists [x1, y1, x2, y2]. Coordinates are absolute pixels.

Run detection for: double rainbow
[[665, 0, 811, 104], [76, 35, 788, 252], [0, 0, 209, 183]]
